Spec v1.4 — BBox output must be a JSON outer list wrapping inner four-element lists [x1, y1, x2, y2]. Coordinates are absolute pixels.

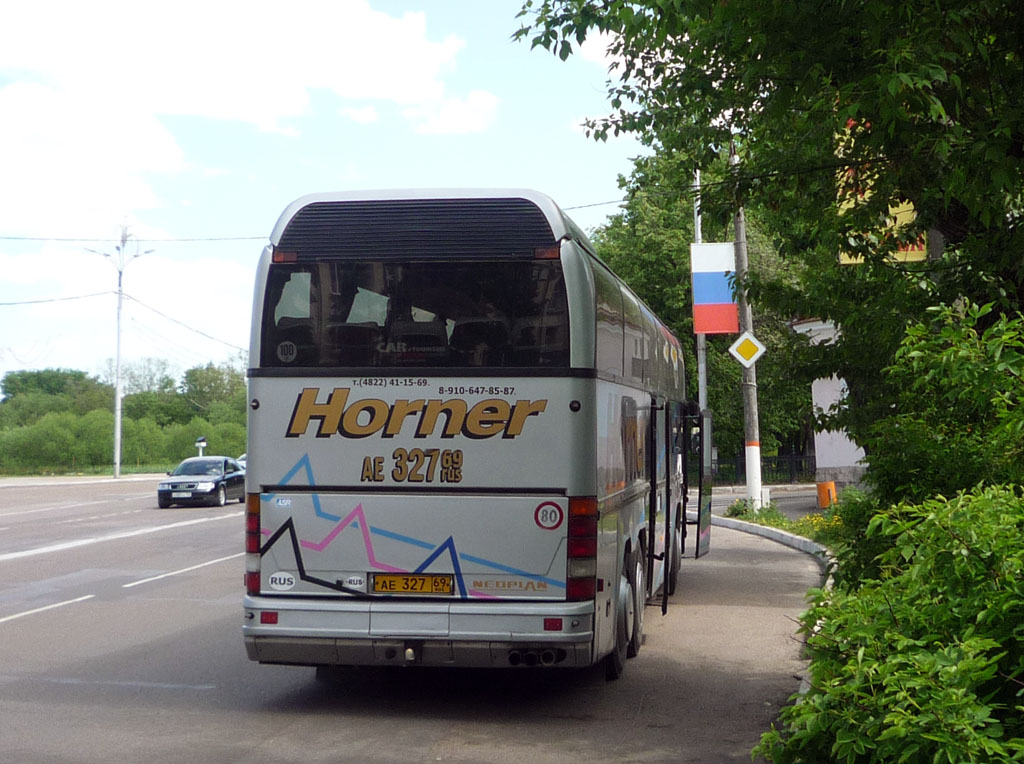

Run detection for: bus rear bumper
[[243, 595, 595, 668]]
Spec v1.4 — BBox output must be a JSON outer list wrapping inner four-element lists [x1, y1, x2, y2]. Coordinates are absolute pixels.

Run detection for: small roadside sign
[[728, 331, 766, 368]]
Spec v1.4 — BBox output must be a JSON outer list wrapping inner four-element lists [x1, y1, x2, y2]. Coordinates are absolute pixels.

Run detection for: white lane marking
[[39, 677, 217, 691], [0, 512, 243, 563], [123, 552, 244, 588], [0, 499, 112, 518], [56, 509, 145, 525], [0, 595, 96, 625]]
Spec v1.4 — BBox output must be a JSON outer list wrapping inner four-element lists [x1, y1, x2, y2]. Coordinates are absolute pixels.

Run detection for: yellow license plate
[[372, 573, 454, 595]]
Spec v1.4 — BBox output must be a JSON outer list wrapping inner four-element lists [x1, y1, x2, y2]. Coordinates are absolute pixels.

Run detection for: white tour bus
[[243, 190, 712, 680]]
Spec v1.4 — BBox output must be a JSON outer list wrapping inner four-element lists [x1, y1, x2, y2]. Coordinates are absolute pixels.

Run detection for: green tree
[[0, 391, 72, 429], [123, 417, 167, 468], [517, 1, 1024, 286], [163, 418, 214, 462], [864, 302, 1024, 502], [179, 362, 246, 416], [12, 412, 77, 469], [590, 153, 812, 457], [0, 368, 112, 419], [102, 357, 177, 395], [210, 422, 246, 459], [72, 409, 113, 468], [122, 390, 193, 427], [517, 0, 1024, 494]]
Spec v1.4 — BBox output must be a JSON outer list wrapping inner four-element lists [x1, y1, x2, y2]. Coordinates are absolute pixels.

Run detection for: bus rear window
[[260, 260, 569, 369]]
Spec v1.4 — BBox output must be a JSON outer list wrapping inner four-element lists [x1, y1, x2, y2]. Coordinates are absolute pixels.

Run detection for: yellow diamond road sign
[[728, 331, 766, 368]]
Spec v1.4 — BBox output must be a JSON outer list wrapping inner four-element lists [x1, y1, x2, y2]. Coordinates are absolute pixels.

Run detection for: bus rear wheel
[[667, 509, 682, 596], [627, 546, 645, 658], [605, 573, 629, 681]]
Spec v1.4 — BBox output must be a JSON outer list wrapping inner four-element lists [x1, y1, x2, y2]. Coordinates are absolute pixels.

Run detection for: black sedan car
[[157, 456, 245, 508]]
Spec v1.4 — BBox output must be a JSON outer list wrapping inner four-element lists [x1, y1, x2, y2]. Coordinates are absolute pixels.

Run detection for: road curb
[[710, 515, 830, 569]]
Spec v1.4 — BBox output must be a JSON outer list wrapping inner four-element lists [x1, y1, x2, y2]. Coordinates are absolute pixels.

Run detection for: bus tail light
[[566, 497, 598, 601], [245, 493, 261, 595]]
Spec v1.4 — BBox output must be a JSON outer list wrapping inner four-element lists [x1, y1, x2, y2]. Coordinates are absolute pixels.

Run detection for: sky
[[0, 0, 645, 388]]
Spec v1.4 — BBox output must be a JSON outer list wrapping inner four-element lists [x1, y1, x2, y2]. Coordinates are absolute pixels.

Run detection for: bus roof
[[269, 189, 595, 260]]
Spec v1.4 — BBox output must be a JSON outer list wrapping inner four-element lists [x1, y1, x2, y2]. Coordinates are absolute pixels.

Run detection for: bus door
[[660, 400, 681, 614], [647, 393, 676, 612], [681, 403, 712, 559], [646, 395, 661, 602]]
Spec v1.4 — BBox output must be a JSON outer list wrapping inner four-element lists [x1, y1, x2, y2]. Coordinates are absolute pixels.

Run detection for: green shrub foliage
[[757, 485, 1024, 763], [0, 361, 246, 473]]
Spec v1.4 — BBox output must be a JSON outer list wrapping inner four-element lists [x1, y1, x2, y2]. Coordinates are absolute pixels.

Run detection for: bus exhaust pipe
[[507, 651, 523, 667], [540, 650, 557, 666]]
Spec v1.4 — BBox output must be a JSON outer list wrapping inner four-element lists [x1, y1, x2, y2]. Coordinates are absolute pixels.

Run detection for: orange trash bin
[[816, 481, 837, 508]]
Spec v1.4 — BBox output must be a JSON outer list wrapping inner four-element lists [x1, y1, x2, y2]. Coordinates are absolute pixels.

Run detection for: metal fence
[[713, 453, 816, 485]]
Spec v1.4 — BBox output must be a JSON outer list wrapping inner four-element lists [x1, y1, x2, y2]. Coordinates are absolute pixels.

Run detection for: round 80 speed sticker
[[534, 501, 564, 530]]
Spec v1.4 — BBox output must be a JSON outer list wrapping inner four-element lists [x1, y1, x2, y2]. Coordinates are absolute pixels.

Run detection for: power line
[[0, 235, 265, 243], [0, 289, 246, 352], [564, 199, 626, 211], [122, 293, 247, 352], [0, 291, 112, 306]]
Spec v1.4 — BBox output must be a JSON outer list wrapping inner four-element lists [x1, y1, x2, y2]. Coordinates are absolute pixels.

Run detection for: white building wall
[[792, 319, 866, 486]]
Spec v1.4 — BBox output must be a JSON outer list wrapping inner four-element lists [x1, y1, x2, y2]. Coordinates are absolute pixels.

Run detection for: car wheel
[[158, 497, 171, 509], [214, 485, 227, 507]]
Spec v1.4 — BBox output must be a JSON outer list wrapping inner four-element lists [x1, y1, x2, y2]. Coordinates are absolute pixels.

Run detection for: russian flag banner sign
[[690, 242, 739, 335]]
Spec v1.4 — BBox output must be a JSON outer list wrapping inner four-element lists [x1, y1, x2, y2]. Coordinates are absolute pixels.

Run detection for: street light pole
[[88, 227, 152, 478], [113, 246, 125, 479]]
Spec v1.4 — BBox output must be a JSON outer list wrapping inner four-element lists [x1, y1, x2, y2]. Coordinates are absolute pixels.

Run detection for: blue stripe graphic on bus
[[261, 454, 565, 598], [261, 453, 340, 522]]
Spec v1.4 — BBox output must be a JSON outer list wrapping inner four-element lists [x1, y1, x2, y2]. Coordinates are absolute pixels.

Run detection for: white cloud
[[341, 106, 379, 124], [407, 90, 500, 135], [578, 31, 622, 70], [0, 82, 184, 237], [0, 0, 497, 235], [0, 1, 486, 131]]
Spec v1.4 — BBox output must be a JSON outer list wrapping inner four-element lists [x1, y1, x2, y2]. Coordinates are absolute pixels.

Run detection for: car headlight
[[158, 482, 172, 490], [196, 481, 216, 491]]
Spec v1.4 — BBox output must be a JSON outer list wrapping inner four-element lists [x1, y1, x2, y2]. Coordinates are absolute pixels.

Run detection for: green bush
[[72, 409, 114, 467], [863, 304, 1024, 505], [123, 417, 167, 467], [826, 488, 889, 591], [756, 485, 1024, 763]]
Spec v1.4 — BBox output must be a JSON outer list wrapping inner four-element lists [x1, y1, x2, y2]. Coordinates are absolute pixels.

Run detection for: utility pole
[[88, 227, 152, 478], [730, 144, 763, 509]]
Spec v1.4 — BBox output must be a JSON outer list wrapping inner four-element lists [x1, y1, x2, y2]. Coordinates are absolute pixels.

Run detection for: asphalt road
[[0, 477, 822, 764]]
